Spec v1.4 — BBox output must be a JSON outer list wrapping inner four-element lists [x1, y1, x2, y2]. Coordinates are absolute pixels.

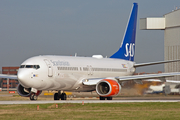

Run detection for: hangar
[[140, 8, 180, 81]]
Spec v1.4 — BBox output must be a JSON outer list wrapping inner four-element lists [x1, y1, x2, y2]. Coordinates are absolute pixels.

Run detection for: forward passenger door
[[44, 59, 53, 77]]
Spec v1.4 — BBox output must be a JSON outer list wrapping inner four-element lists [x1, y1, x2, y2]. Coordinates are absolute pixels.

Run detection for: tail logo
[[124, 43, 135, 57], [109, 3, 138, 61]]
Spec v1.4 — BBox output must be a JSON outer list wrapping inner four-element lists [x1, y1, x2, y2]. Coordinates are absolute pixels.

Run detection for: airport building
[[140, 8, 180, 81], [1, 67, 19, 90]]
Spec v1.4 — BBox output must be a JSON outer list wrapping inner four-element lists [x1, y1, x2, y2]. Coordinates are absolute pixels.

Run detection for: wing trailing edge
[[82, 72, 180, 86], [115, 72, 180, 81]]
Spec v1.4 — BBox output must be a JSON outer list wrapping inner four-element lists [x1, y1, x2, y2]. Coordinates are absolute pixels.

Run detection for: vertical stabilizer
[[110, 3, 138, 61]]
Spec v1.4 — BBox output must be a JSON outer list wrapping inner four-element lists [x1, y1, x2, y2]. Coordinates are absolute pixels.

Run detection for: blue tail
[[110, 3, 138, 61]]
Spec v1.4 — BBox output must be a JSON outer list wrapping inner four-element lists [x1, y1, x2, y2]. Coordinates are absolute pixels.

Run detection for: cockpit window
[[37, 65, 40, 69], [26, 65, 33, 68], [33, 65, 36, 69], [20, 65, 25, 68], [33, 65, 40, 69], [19, 65, 40, 69]]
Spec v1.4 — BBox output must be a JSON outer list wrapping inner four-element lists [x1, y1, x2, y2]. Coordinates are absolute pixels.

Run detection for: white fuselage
[[17, 55, 135, 92]]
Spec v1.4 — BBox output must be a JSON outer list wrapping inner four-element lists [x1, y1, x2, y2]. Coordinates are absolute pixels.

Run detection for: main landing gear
[[99, 96, 113, 100], [54, 91, 67, 100]]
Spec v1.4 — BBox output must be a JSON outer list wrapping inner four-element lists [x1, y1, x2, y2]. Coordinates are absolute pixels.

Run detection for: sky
[[0, 0, 180, 73]]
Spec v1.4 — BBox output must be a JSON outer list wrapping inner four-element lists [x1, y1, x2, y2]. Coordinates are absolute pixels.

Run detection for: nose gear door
[[44, 59, 53, 77]]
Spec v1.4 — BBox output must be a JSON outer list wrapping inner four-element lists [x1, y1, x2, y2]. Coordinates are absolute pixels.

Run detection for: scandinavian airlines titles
[[50, 60, 70, 66]]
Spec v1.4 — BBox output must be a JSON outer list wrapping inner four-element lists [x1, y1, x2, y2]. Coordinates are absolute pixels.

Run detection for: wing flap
[[144, 79, 180, 83]]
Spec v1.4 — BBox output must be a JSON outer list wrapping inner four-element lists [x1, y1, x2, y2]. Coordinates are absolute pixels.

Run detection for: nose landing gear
[[30, 93, 37, 100]]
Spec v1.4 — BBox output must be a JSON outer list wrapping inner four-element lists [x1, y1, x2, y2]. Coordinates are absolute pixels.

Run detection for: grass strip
[[0, 102, 180, 120]]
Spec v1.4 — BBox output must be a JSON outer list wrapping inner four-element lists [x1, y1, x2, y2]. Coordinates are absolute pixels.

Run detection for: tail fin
[[110, 3, 138, 61]]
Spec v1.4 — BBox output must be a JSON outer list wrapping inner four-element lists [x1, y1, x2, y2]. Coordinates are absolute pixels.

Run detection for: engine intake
[[96, 79, 121, 97], [17, 84, 42, 97]]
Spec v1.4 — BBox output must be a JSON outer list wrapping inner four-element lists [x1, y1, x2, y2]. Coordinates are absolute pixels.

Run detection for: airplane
[[1, 3, 180, 101], [145, 84, 166, 94]]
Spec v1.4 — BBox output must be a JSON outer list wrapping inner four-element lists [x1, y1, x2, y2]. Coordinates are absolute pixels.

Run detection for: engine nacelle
[[17, 84, 42, 97], [96, 79, 121, 97]]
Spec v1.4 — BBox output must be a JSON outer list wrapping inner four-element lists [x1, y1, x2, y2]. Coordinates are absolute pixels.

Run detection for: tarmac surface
[[1, 99, 180, 104], [1, 91, 180, 104]]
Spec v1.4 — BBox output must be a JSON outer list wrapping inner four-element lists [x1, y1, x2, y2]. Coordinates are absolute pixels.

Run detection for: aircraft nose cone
[[17, 70, 32, 88]]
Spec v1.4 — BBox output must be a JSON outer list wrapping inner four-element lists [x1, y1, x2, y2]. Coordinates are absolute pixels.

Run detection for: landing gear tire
[[61, 93, 67, 100], [107, 97, 112, 100], [30, 94, 37, 101], [99, 96, 112, 100], [54, 93, 60, 100], [99, 96, 106, 100]]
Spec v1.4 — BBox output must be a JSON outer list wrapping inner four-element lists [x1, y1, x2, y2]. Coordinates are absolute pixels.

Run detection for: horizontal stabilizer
[[134, 59, 180, 67]]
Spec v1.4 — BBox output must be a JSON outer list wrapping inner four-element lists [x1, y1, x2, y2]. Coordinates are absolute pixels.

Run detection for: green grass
[[0, 102, 180, 120]]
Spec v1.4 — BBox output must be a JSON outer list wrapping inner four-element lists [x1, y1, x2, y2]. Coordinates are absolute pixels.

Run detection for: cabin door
[[44, 59, 53, 77]]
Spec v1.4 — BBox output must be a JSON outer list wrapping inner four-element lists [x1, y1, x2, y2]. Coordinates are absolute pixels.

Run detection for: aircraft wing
[[82, 72, 180, 85], [115, 72, 180, 81], [0, 74, 18, 79]]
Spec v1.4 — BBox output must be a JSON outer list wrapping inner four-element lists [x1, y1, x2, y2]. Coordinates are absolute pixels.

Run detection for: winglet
[[110, 3, 138, 61]]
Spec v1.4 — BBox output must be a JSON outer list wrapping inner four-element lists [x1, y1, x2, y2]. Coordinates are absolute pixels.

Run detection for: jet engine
[[17, 84, 42, 97], [96, 79, 121, 97]]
